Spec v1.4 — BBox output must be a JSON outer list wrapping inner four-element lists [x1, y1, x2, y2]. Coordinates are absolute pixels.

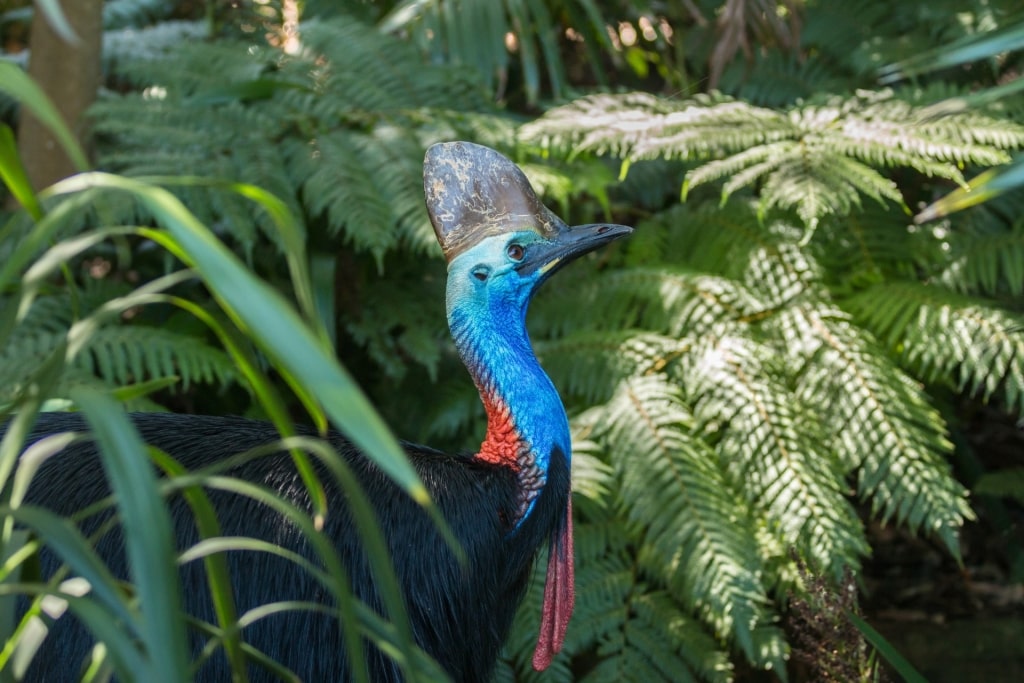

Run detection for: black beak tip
[[599, 223, 634, 239], [572, 222, 634, 248]]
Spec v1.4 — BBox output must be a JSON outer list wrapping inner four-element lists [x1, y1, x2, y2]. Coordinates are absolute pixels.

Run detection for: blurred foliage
[[2, 0, 1023, 680]]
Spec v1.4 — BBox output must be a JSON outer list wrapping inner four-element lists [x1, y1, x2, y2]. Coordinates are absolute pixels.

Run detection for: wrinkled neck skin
[[445, 244, 571, 527]]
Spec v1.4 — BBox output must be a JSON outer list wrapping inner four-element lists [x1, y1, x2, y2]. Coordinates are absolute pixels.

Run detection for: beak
[[520, 223, 633, 281]]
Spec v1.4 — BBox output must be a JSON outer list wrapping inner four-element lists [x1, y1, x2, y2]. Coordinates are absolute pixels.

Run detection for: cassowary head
[[424, 141, 632, 311]]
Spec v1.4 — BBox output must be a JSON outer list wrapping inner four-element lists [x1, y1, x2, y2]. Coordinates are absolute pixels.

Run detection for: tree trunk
[[17, 0, 103, 191]]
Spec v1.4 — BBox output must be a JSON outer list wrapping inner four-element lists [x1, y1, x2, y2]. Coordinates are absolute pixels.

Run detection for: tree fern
[[90, 15, 495, 261], [533, 266, 763, 341], [521, 89, 1024, 227], [102, 0, 176, 30], [599, 375, 779, 661], [783, 304, 972, 546], [940, 203, 1024, 298], [718, 51, 847, 108], [0, 324, 238, 406], [683, 336, 870, 575], [844, 281, 1024, 414], [492, 188, 981, 678], [536, 332, 689, 404]]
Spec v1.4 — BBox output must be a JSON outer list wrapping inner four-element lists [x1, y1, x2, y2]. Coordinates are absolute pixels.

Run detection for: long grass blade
[[0, 62, 88, 171], [148, 448, 248, 681], [50, 174, 427, 505], [0, 124, 43, 220], [70, 388, 191, 683], [847, 611, 928, 683]]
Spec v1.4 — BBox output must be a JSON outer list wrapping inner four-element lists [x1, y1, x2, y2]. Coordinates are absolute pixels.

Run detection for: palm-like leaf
[[845, 281, 1024, 414], [598, 375, 779, 662], [521, 90, 1024, 227]]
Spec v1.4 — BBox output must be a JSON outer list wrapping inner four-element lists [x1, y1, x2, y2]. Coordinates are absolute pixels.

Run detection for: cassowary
[[10, 142, 632, 681]]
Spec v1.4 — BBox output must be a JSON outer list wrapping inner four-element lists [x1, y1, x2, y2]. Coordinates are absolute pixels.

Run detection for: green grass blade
[[880, 20, 1024, 81], [52, 593, 147, 677], [0, 188, 102, 298], [136, 176, 325, 346], [0, 62, 88, 171], [149, 448, 248, 681], [70, 387, 191, 683], [0, 506, 136, 629], [916, 155, 1024, 223], [50, 173, 426, 505], [33, 0, 78, 44], [847, 611, 928, 683], [311, 250, 338, 351], [0, 124, 43, 220]]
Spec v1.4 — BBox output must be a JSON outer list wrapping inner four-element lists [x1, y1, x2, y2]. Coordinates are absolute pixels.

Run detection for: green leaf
[[70, 387, 190, 683], [0, 124, 43, 220], [917, 155, 1024, 222], [847, 611, 928, 683], [34, 0, 79, 44], [0, 506, 135, 630], [48, 174, 427, 507], [880, 20, 1024, 81], [0, 62, 88, 172]]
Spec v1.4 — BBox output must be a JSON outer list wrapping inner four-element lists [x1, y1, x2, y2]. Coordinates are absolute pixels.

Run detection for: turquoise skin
[[445, 230, 572, 525]]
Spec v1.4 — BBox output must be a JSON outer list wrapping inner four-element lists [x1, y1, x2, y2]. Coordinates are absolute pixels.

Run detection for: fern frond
[[583, 590, 735, 683], [813, 203, 945, 286], [789, 304, 972, 551], [534, 267, 764, 340], [973, 467, 1024, 505], [104, 21, 208, 71], [523, 90, 1024, 226], [537, 332, 689, 405], [845, 281, 1024, 414], [103, 0, 177, 30], [0, 323, 234, 405], [684, 336, 869, 576], [345, 274, 447, 380], [298, 19, 489, 112], [598, 375, 773, 662], [522, 92, 788, 162], [940, 221, 1024, 297], [719, 51, 847, 107], [742, 239, 824, 308], [78, 326, 237, 390], [91, 15, 492, 260]]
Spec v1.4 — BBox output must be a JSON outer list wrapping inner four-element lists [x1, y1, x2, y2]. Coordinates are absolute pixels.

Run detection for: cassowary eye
[[507, 244, 525, 261]]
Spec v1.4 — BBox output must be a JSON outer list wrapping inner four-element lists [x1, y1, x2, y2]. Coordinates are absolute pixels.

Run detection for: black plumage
[[18, 412, 569, 682]]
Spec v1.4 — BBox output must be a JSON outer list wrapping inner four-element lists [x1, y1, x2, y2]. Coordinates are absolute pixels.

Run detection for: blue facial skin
[[445, 231, 572, 526]]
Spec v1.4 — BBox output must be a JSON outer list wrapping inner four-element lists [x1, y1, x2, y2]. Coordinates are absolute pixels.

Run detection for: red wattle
[[532, 498, 575, 671], [476, 394, 522, 470]]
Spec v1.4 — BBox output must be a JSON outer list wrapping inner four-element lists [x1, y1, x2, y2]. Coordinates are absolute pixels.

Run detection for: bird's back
[[16, 412, 564, 682]]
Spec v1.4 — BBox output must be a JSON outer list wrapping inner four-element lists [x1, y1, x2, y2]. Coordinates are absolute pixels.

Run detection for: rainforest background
[[1, 0, 1023, 681]]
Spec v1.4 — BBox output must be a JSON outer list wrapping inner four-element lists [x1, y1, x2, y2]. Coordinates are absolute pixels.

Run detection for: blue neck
[[448, 299, 570, 521]]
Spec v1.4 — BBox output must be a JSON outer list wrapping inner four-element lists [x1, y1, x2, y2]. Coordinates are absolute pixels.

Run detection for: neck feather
[[448, 304, 569, 523]]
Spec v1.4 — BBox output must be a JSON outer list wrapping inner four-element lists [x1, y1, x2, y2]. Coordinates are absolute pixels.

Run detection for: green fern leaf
[[973, 467, 1024, 505], [76, 326, 238, 391], [598, 375, 774, 663], [522, 90, 1024, 226], [533, 266, 763, 341], [537, 332, 689, 404], [940, 220, 1024, 297], [789, 304, 972, 551], [845, 281, 1024, 414], [684, 336, 870, 576]]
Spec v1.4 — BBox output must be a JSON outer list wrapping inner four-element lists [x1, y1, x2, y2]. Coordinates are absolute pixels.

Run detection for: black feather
[[14, 412, 570, 682]]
